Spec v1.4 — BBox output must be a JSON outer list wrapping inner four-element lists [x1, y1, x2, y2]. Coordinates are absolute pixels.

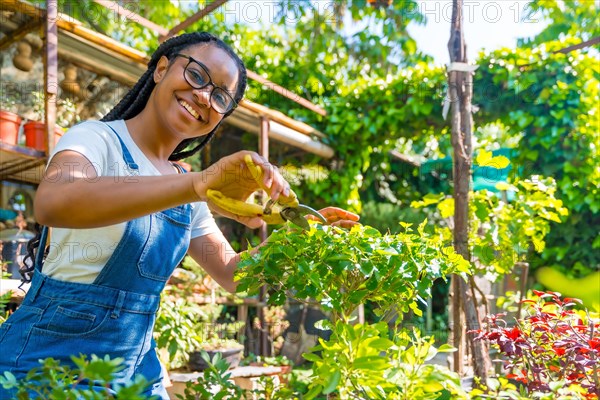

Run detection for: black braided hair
[[20, 33, 247, 284], [101, 31, 247, 160], [19, 223, 45, 286]]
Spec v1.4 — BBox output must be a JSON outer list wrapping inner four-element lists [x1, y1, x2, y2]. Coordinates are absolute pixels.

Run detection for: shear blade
[[280, 208, 310, 230], [281, 205, 326, 230]]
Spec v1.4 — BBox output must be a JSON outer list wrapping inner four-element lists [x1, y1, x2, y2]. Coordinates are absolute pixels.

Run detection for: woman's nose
[[192, 86, 212, 108]]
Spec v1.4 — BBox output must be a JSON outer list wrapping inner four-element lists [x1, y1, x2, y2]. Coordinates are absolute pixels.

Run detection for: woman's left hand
[[310, 206, 360, 229]]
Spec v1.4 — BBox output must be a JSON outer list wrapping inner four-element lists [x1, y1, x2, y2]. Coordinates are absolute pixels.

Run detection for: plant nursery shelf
[[167, 366, 285, 399], [0, 143, 46, 184]]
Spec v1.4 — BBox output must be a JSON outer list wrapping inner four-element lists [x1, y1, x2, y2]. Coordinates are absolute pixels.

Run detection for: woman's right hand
[[192, 151, 292, 224]]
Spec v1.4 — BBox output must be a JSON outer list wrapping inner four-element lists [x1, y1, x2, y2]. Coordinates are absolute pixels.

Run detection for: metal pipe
[[45, 0, 58, 155], [246, 70, 327, 116], [258, 116, 270, 357], [228, 117, 334, 159]]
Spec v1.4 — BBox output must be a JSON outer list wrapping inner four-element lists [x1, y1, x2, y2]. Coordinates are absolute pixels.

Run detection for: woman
[[0, 32, 358, 399]]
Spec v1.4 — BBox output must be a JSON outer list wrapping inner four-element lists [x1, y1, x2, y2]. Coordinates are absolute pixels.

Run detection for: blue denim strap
[[172, 162, 187, 174], [35, 225, 49, 272], [102, 122, 139, 171]]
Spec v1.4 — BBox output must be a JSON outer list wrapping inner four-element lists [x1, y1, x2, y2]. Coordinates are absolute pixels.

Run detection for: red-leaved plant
[[470, 291, 599, 398]]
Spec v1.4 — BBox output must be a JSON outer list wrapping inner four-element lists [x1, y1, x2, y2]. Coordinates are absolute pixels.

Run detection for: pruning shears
[[206, 155, 327, 230]]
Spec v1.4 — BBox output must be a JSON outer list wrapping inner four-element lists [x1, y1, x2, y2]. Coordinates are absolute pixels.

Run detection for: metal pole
[[258, 115, 270, 356], [45, 0, 58, 155]]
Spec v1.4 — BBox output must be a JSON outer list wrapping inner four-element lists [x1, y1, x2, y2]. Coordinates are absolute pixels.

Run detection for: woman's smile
[[177, 96, 203, 122]]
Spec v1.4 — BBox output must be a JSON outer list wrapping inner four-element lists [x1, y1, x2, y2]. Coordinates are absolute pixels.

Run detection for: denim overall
[[0, 124, 191, 399]]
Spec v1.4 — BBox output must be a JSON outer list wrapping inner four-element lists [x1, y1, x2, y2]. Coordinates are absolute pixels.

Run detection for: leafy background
[[33, 0, 600, 278]]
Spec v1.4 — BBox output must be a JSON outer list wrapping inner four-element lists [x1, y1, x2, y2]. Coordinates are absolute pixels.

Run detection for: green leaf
[[436, 344, 457, 353], [367, 338, 395, 350], [282, 246, 297, 258], [411, 193, 444, 208], [422, 381, 444, 392], [352, 356, 391, 370], [409, 301, 423, 317], [302, 353, 321, 363], [476, 150, 493, 166], [314, 319, 333, 331], [477, 150, 510, 169], [495, 182, 511, 191], [322, 369, 341, 394], [304, 385, 323, 400], [437, 198, 454, 219]]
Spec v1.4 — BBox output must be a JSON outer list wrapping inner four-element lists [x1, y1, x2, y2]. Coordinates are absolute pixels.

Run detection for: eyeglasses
[[174, 53, 237, 114]]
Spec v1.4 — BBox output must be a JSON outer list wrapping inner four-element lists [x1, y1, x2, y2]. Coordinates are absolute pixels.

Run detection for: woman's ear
[[154, 55, 170, 83]]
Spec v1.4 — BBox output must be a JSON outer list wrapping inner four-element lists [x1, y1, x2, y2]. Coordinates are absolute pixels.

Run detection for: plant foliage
[[0, 355, 151, 399], [413, 175, 569, 278], [470, 291, 600, 399], [237, 222, 470, 322]]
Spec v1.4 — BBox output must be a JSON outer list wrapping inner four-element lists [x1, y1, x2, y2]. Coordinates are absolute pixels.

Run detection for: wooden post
[[447, 0, 490, 383], [45, 0, 58, 155], [258, 116, 270, 356]]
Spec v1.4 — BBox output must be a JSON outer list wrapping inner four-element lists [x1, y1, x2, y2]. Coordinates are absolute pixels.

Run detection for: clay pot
[[13, 41, 33, 72], [24, 34, 43, 51], [0, 110, 22, 145], [24, 121, 65, 151], [60, 64, 81, 97]]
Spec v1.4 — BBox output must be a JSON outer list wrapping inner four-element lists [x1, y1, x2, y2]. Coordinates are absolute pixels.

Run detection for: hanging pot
[[0, 228, 35, 280], [13, 41, 33, 72]]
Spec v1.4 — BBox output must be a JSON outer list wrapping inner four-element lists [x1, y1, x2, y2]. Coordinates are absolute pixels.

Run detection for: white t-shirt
[[42, 120, 220, 283]]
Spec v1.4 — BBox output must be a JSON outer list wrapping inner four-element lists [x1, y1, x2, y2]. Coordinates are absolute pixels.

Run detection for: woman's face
[[152, 43, 240, 140]]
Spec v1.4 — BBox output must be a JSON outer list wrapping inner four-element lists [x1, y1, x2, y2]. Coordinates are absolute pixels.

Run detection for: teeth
[[179, 99, 200, 120]]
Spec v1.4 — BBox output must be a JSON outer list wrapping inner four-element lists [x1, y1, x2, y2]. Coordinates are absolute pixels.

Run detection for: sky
[[224, 0, 550, 65], [407, 0, 550, 64]]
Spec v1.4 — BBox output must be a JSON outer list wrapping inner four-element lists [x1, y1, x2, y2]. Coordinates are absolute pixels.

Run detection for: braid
[[102, 32, 248, 160], [102, 72, 154, 121], [169, 131, 216, 161], [20, 224, 45, 284]]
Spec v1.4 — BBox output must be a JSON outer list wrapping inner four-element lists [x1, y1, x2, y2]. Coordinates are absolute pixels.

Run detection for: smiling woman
[[0, 31, 359, 399], [173, 53, 238, 115]]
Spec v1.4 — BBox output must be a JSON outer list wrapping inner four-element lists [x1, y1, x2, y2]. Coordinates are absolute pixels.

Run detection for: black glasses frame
[[174, 53, 237, 114]]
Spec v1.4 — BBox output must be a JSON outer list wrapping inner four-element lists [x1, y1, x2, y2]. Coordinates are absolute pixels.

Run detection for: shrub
[[470, 291, 600, 399], [0, 355, 151, 399]]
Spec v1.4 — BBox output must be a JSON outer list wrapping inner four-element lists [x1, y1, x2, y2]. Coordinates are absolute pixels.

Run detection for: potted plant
[[0, 93, 22, 146], [155, 256, 243, 372], [188, 336, 244, 371], [23, 92, 78, 151], [153, 296, 209, 371]]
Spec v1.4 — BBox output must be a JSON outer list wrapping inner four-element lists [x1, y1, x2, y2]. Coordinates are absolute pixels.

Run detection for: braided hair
[[20, 33, 247, 284], [101, 32, 247, 160]]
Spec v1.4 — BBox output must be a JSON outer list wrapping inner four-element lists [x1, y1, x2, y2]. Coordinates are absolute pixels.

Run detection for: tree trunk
[[447, 0, 491, 384]]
